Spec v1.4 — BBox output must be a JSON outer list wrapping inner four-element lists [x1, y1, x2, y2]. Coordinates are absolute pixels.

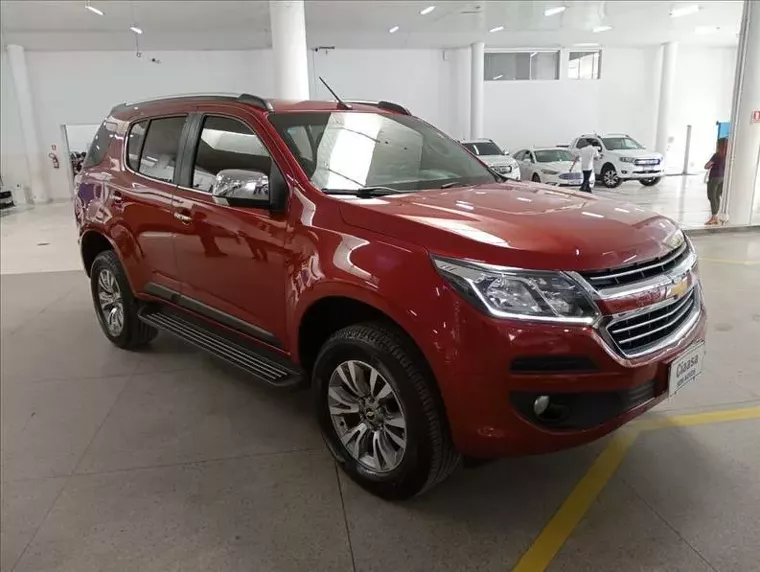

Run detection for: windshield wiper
[[322, 186, 410, 197]]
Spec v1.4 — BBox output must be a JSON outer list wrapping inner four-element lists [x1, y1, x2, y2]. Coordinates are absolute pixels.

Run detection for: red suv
[[75, 94, 706, 499]]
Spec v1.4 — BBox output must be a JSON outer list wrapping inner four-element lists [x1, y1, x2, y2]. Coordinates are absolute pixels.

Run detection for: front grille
[[580, 241, 690, 289], [494, 165, 513, 174], [606, 288, 699, 357], [559, 172, 582, 180], [635, 158, 661, 166]]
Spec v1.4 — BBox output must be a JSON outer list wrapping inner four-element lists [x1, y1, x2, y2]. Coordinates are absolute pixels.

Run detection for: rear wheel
[[90, 251, 157, 349], [313, 322, 460, 500], [531, 173, 541, 183], [640, 177, 661, 186], [601, 164, 621, 188]]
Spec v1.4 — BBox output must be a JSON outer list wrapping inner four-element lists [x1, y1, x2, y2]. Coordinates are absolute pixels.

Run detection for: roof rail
[[344, 100, 411, 115], [237, 93, 274, 112]]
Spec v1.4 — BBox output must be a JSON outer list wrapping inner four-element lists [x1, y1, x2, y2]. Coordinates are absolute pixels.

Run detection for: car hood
[[537, 160, 576, 173], [337, 182, 681, 271], [479, 155, 518, 167]]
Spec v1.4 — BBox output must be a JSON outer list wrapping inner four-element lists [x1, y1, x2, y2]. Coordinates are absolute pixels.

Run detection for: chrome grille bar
[[609, 292, 695, 335], [586, 242, 688, 284]]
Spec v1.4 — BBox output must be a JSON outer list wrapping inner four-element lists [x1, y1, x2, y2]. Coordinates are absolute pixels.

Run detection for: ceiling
[[0, 0, 744, 51]]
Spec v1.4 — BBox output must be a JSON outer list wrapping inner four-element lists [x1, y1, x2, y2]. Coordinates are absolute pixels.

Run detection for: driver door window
[[191, 116, 271, 192]]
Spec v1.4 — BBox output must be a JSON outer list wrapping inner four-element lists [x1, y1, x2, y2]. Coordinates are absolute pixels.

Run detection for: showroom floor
[[2, 192, 760, 571]]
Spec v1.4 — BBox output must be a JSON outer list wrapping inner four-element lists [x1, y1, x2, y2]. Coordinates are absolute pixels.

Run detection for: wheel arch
[[81, 229, 116, 276]]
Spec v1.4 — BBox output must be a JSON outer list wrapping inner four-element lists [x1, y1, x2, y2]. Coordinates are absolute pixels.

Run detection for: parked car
[[460, 138, 520, 181], [514, 147, 593, 187], [570, 133, 664, 188], [76, 94, 706, 499]]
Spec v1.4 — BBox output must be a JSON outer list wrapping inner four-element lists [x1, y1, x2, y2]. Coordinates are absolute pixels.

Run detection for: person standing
[[704, 137, 727, 225], [571, 139, 600, 193]]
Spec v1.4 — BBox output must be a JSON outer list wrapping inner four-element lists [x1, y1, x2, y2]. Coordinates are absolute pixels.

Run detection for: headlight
[[432, 256, 599, 324], [541, 169, 559, 175], [620, 156, 636, 163]]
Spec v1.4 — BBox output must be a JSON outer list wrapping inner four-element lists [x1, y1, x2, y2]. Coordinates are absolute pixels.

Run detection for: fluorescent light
[[130, 26, 143, 34], [593, 25, 612, 33], [574, 42, 600, 47], [389, 25, 400, 33], [85, 4, 104, 16], [493, 74, 504, 80], [489, 25, 504, 33], [671, 4, 700, 18], [420, 5, 435, 15], [544, 6, 566, 16], [695, 25, 720, 34]]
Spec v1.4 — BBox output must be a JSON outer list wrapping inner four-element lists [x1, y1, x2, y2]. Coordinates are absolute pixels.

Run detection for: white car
[[460, 139, 520, 181], [513, 147, 590, 187], [570, 133, 664, 189]]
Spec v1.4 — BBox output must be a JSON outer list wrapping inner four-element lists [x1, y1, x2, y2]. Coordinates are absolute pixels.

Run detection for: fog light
[[533, 395, 550, 416]]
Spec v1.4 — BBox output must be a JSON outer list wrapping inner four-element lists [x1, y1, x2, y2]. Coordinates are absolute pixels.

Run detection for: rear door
[[170, 105, 289, 347]]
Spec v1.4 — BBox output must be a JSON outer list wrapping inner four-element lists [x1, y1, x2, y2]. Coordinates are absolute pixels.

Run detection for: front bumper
[[430, 290, 707, 458], [619, 167, 664, 180]]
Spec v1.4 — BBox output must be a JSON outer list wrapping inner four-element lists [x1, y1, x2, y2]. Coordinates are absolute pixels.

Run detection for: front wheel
[[601, 164, 622, 188], [313, 322, 460, 500], [532, 173, 541, 183], [640, 177, 661, 186]]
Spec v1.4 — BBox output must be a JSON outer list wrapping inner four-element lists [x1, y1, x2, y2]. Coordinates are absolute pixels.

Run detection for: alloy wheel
[[97, 268, 124, 336], [603, 168, 619, 187], [328, 360, 407, 473]]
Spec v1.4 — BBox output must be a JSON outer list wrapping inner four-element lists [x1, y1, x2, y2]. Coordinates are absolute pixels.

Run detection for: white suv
[[460, 139, 520, 181], [570, 134, 664, 189]]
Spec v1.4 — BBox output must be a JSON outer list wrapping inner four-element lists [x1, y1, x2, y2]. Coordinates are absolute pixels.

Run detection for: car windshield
[[462, 141, 503, 156], [534, 149, 574, 163], [601, 137, 644, 150], [269, 112, 498, 192]]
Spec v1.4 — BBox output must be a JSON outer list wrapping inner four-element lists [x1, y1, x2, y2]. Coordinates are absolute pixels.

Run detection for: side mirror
[[211, 169, 270, 208]]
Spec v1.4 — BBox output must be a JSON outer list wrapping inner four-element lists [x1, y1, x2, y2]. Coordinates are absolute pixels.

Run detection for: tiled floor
[[1, 204, 760, 571]]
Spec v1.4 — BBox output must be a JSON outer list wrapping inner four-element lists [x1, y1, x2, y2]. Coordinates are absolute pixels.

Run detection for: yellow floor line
[[511, 429, 639, 572], [511, 405, 760, 572], [698, 257, 760, 266]]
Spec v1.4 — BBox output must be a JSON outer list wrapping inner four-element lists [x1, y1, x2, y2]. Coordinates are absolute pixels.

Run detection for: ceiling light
[[85, 3, 104, 16], [574, 42, 600, 47], [695, 25, 720, 34], [593, 25, 612, 33], [389, 25, 400, 33], [489, 25, 504, 33], [670, 4, 700, 18], [420, 5, 435, 15], [130, 26, 143, 34], [544, 6, 567, 17]]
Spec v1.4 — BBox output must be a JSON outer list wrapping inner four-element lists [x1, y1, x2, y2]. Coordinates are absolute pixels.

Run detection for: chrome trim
[[584, 242, 688, 283], [608, 292, 694, 335]]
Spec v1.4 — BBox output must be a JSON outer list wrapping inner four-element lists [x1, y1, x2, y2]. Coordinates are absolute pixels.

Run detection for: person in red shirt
[[704, 137, 727, 225]]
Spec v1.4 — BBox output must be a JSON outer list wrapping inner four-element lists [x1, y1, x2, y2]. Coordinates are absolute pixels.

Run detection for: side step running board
[[138, 305, 304, 388]]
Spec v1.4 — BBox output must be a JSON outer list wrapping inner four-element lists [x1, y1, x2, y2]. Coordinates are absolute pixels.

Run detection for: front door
[[171, 110, 289, 347]]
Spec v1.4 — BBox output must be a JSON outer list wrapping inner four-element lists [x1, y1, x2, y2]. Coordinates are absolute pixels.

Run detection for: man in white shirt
[[571, 139, 600, 192]]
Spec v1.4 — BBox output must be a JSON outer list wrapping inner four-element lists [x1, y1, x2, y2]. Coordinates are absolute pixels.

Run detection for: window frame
[[123, 114, 189, 186], [568, 50, 602, 80], [484, 50, 560, 82]]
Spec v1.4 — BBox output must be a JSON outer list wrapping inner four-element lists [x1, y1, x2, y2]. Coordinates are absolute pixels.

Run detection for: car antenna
[[319, 77, 352, 110]]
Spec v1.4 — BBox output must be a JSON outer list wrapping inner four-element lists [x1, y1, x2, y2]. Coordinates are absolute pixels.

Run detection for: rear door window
[[137, 116, 187, 183]]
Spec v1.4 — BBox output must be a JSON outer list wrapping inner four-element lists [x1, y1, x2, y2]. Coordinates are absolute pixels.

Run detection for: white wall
[[1, 50, 29, 198]]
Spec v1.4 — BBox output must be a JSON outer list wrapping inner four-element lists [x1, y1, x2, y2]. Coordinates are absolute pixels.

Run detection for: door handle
[[173, 212, 192, 224]]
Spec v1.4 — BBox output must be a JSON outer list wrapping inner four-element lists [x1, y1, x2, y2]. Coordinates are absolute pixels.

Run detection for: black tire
[[313, 322, 460, 500], [90, 250, 157, 349], [640, 177, 661, 186], [531, 173, 541, 183], [601, 164, 621, 188]]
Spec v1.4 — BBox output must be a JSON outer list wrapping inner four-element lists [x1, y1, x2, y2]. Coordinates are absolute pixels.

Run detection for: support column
[[726, 0, 760, 225], [269, 0, 309, 100], [6, 44, 48, 203], [655, 41, 678, 159], [470, 41, 485, 140]]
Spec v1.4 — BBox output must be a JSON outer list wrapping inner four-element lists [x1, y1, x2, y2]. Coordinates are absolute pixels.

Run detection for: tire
[[313, 322, 460, 500], [640, 177, 661, 186], [531, 173, 541, 183], [90, 250, 157, 349], [601, 164, 622, 188]]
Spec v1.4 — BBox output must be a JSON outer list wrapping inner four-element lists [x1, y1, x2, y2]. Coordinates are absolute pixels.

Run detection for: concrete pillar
[[725, 0, 760, 225], [470, 41, 485, 140], [447, 47, 471, 140], [269, 0, 310, 100], [655, 41, 678, 159], [6, 44, 48, 203]]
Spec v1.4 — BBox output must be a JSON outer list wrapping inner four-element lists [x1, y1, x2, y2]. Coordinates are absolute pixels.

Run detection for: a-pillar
[[726, 0, 760, 225], [470, 41, 485, 140], [655, 41, 678, 159], [6, 44, 48, 203], [269, 0, 310, 101]]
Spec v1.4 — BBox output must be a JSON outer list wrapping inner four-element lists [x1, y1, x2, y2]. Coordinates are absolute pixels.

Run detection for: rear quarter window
[[83, 120, 117, 168]]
